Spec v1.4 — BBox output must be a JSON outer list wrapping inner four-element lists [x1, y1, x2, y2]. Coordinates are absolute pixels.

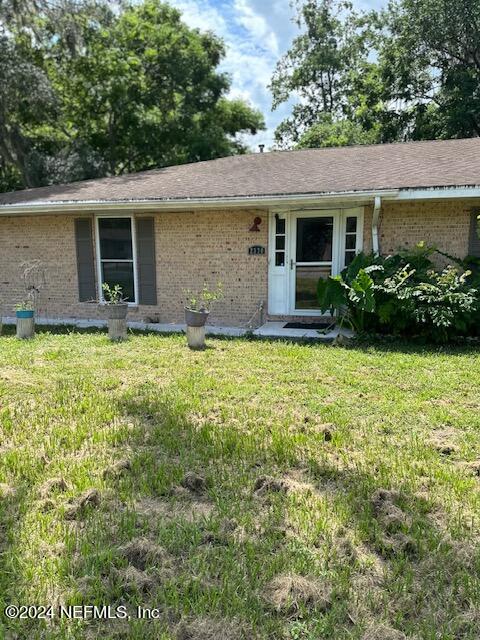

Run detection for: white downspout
[[372, 195, 381, 256]]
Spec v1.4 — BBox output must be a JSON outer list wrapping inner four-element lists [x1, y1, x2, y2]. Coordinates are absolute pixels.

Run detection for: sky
[[167, 0, 386, 150]]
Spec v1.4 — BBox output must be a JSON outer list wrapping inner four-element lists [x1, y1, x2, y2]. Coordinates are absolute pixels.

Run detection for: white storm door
[[289, 211, 341, 315]]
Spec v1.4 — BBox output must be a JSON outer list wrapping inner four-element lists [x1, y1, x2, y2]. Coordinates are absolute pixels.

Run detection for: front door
[[290, 211, 340, 313]]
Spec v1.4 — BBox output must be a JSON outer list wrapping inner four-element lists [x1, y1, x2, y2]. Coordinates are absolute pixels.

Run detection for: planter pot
[[101, 303, 128, 341], [184, 308, 208, 349], [16, 309, 34, 319], [103, 303, 128, 320], [184, 307, 209, 327], [186, 325, 206, 350], [16, 310, 35, 339]]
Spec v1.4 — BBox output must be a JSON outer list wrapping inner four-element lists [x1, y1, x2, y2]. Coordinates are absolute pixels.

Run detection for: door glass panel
[[295, 265, 331, 309], [296, 217, 333, 262]]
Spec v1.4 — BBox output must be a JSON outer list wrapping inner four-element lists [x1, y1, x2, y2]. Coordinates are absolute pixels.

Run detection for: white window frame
[[338, 207, 364, 269], [95, 214, 139, 306]]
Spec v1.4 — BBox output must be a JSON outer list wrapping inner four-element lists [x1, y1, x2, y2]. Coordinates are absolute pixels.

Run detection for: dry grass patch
[[263, 574, 332, 616], [120, 537, 173, 571], [175, 616, 249, 640]]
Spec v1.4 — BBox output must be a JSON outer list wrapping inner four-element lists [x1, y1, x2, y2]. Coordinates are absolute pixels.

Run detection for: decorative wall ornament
[[249, 216, 262, 232]]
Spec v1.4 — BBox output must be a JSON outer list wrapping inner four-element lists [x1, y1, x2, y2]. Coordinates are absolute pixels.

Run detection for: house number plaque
[[248, 245, 266, 255]]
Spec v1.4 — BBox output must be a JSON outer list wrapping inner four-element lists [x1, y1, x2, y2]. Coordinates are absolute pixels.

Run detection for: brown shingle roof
[[1, 138, 479, 206]]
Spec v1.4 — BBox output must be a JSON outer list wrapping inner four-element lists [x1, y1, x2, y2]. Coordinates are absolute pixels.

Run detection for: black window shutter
[[74, 218, 96, 302], [136, 217, 157, 305], [469, 209, 480, 257]]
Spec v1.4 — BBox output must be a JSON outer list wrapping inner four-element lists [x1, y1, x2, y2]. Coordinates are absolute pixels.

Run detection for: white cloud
[[167, 0, 228, 35], [233, 0, 280, 56]]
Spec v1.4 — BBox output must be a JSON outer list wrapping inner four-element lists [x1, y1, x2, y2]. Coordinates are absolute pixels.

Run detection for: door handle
[[290, 259, 294, 270]]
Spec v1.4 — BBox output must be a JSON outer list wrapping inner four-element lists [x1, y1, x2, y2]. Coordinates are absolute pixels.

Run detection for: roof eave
[[0, 189, 400, 215], [1, 185, 480, 215]]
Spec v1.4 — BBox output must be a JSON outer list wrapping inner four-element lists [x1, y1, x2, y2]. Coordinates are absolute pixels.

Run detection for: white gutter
[[1, 184, 478, 217], [0, 189, 400, 216], [396, 186, 480, 200], [372, 195, 381, 255]]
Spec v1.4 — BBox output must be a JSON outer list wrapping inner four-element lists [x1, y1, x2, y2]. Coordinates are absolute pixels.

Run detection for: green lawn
[[0, 329, 479, 640]]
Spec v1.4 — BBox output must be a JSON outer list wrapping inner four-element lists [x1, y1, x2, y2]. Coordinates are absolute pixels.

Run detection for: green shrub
[[317, 244, 480, 341]]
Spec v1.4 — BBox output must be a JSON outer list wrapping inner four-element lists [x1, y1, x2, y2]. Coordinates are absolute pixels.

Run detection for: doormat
[[284, 321, 333, 330]]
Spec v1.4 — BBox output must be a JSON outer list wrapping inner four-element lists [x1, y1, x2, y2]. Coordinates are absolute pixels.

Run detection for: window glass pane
[[346, 216, 357, 233], [275, 235, 285, 250], [296, 217, 333, 262], [276, 217, 285, 234], [99, 218, 133, 260], [345, 234, 356, 250], [345, 251, 356, 265], [102, 262, 135, 301], [275, 252, 285, 267], [295, 265, 331, 309]]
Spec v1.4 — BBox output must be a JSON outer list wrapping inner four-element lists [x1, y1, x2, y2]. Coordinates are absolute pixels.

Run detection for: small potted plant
[[101, 283, 128, 340], [184, 282, 223, 349], [15, 299, 35, 339]]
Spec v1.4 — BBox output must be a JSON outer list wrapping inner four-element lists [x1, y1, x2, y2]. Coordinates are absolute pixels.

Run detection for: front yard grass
[[0, 329, 479, 639]]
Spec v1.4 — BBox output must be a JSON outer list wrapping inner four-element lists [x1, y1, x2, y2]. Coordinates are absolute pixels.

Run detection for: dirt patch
[[39, 541, 66, 557], [181, 472, 207, 494], [297, 417, 335, 441], [465, 460, 480, 477], [103, 459, 131, 479], [120, 537, 172, 571], [64, 489, 101, 520], [263, 574, 331, 616], [201, 518, 239, 546], [361, 624, 407, 640], [39, 476, 68, 498], [111, 565, 154, 593], [381, 532, 418, 558], [371, 489, 417, 558], [253, 476, 289, 496], [282, 469, 320, 494], [371, 489, 412, 532], [317, 424, 334, 441], [37, 498, 56, 513], [0, 483, 16, 499], [429, 428, 459, 456], [169, 486, 192, 499], [175, 617, 247, 640], [135, 497, 213, 523]]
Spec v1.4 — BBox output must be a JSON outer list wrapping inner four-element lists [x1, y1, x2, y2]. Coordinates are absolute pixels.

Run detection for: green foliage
[[0, 0, 265, 189], [317, 245, 480, 341], [317, 267, 377, 333], [380, 0, 480, 140], [184, 282, 223, 311], [297, 114, 380, 148], [392, 267, 478, 341], [102, 283, 126, 305], [272, 0, 480, 147], [14, 300, 34, 312], [270, 0, 380, 147]]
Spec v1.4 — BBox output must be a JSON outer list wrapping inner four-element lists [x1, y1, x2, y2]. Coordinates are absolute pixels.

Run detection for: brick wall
[[0, 199, 476, 327], [377, 200, 477, 259], [0, 209, 269, 327]]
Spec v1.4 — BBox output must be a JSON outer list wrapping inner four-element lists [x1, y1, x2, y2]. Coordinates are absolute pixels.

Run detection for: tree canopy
[[0, 0, 264, 190], [271, 0, 480, 148]]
